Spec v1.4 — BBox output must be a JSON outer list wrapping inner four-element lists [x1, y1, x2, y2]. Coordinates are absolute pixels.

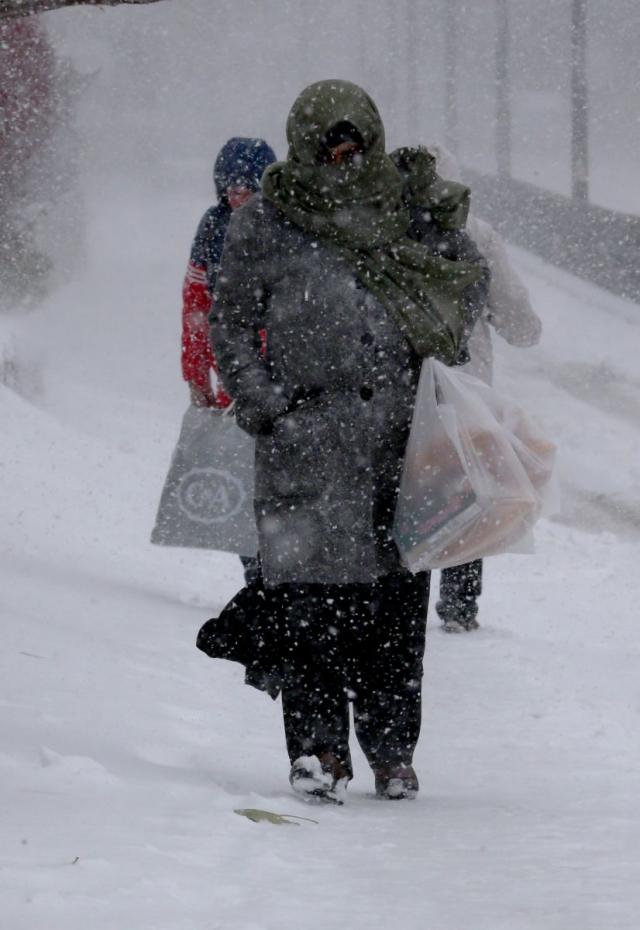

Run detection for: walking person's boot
[[289, 752, 351, 804], [373, 764, 420, 800], [437, 560, 482, 632]]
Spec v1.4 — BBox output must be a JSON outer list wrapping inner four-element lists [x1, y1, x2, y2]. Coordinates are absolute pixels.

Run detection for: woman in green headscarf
[[211, 80, 489, 803]]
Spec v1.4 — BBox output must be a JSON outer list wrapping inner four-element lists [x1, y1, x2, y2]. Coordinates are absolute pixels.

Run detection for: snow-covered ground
[[1, 177, 639, 930]]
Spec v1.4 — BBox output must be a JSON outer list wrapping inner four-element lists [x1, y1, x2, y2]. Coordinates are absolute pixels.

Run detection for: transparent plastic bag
[[393, 359, 556, 571]]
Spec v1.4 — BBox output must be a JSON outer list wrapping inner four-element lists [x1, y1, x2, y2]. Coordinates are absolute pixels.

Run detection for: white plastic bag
[[393, 359, 556, 571]]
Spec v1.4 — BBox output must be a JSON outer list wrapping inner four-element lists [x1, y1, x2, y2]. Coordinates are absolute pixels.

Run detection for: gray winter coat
[[212, 194, 485, 587]]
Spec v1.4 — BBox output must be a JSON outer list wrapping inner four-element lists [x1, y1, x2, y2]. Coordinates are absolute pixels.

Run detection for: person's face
[[227, 186, 253, 210], [327, 141, 362, 165]]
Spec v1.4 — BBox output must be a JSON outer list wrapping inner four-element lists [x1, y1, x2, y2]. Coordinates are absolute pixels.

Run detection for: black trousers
[[272, 570, 430, 777], [437, 559, 483, 623]]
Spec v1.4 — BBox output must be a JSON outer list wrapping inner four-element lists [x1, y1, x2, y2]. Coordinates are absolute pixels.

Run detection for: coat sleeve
[[182, 211, 234, 407], [211, 200, 291, 436], [472, 220, 542, 347], [433, 226, 492, 361], [181, 258, 215, 390], [407, 203, 491, 362]]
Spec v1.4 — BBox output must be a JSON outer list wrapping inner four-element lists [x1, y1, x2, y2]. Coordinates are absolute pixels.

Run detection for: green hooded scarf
[[261, 79, 484, 363]]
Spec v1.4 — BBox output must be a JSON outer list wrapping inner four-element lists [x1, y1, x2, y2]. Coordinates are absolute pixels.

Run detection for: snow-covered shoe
[[374, 764, 419, 800], [289, 753, 350, 805], [441, 615, 480, 633], [437, 593, 480, 633]]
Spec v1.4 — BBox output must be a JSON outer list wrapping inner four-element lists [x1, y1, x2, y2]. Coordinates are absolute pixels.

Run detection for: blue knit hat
[[214, 137, 276, 199]]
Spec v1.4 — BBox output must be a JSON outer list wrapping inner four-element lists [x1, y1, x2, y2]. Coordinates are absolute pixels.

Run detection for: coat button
[[359, 385, 374, 401]]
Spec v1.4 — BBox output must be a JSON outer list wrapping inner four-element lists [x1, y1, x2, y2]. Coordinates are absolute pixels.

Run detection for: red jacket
[[181, 259, 232, 408]]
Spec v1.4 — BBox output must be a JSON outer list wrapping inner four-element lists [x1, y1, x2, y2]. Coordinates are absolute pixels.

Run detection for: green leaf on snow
[[234, 808, 318, 826]]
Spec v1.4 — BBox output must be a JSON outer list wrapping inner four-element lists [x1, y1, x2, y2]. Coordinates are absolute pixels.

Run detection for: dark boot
[[289, 752, 351, 804], [374, 764, 419, 800], [437, 560, 482, 632]]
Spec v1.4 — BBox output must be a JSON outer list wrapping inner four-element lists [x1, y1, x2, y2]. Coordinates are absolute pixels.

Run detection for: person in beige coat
[[429, 145, 543, 632]]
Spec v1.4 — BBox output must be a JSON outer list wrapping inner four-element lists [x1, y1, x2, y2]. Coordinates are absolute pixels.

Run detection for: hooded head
[[284, 79, 385, 168], [261, 81, 484, 363], [213, 137, 276, 202], [426, 143, 461, 183], [261, 79, 406, 249]]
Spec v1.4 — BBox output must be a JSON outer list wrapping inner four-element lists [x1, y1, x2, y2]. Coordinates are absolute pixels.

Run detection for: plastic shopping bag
[[393, 359, 556, 571], [151, 405, 258, 556]]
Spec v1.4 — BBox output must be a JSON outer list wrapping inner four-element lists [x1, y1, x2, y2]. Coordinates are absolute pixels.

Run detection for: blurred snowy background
[[1, 3, 639, 929]]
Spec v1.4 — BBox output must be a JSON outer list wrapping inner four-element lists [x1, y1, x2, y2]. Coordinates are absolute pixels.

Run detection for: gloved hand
[[452, 347, 471, 367], [238, 386, 323, 436], [189, 382, 216, 408], [234, 388, 292, 437]]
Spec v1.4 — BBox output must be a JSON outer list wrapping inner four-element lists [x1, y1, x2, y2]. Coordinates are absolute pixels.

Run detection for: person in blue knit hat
[[180, 137, 276, 586], [181, 137, 276, 410]]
